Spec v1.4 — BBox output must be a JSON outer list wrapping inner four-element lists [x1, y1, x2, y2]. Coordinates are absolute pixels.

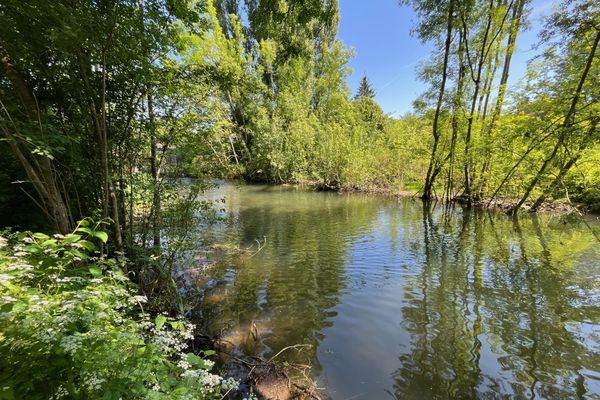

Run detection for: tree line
[[407, 0, 599, 214], [1, 0, 599, 242]]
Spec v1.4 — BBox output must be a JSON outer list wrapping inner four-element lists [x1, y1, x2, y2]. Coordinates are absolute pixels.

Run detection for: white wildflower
[[39, 328, 56, 344], [221, 377, 239, 391], [177, 359, 192, 370], [85, 375, 106, 391], [127, 295, 147, 304], [1, 295, 16, 303], [197, 369, 222, 387], [49, 385, 68, 399], [152, 329, 186, 354], [60, 335, 83, 355], [7, 263, 33, 272], [181, 369, 200, 378], [0, 274, 13, 284]]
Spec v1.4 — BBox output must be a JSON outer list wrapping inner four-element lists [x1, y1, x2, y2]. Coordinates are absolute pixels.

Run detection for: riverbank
[[277, 179, 586, 216]]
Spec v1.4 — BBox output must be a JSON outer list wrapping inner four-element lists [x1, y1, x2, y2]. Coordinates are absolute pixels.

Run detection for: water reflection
[[394, 205, 600, 399], [198, 184, 384, 371], [195, 183, 600, 399]]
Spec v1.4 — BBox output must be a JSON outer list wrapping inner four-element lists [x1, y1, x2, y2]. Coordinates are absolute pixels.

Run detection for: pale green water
[[197, 182, 600, 399]]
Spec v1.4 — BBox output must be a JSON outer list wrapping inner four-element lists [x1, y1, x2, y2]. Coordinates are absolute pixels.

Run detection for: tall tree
[[355, 74, 376, 99], [459, 0, 513, 205], [476, 0, 528, 197], [402, 0, 456, 200]]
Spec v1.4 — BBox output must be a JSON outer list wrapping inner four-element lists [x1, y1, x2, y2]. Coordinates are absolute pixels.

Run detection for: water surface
[[196, 183, 600, 399]]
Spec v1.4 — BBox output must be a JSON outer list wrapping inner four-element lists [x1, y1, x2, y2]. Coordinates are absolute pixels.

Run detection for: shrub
[[0, 220, 236, 400]]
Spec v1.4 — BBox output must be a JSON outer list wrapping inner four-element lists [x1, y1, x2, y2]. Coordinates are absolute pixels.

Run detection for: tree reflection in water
[[193, 184, 600, 399]]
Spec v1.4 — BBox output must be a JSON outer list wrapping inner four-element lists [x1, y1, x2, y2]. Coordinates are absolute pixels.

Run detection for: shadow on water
[[192, 183, 600, 399]]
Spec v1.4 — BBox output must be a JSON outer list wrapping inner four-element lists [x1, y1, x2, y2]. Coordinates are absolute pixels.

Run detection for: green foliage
[[0, 223, 237, 399], [175, 1, 432, 193]]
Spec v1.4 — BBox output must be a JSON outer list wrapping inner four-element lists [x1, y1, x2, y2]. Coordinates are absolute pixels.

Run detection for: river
[[194, 182, 600, 399]]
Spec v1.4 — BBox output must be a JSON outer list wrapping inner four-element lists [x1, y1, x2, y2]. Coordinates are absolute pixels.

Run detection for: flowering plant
[[0, 221, 236, 399]]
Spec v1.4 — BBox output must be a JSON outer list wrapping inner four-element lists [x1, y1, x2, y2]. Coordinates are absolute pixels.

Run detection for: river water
[[195, 182, 600, 399]]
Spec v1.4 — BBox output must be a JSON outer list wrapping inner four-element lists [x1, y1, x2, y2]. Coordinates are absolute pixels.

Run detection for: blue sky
[[337, 0, 555, 116]]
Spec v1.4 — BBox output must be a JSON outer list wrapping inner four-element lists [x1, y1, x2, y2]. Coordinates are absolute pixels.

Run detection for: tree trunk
[[462, 4, 492, 206], [0, 45, 72, 233], [422, 0, 455, 200], [461, 0, 513, 206], [445, 32, 466, 203], [148, 91, 161, 249], [478, 0, 527, 198]]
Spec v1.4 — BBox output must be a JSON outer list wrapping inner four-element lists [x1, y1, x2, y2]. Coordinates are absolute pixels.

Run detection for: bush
[[0, 220, 237, 400]]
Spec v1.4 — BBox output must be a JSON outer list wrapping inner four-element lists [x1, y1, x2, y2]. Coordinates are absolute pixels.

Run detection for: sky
[[336, 0, 556, 116]]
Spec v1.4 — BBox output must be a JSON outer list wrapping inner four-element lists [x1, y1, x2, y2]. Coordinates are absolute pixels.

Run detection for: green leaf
[[23, 245, 41, 253], [155, 315, 167, 330], [202, 350, 216, 356], [64, 234, 82, 244], [78, 240, 96, 251], [41, 239, 57, 247], [11, 302, 27, 313], [32, 233, 49, 240], [89, 266, 102, 277], [92, 231, 109, 243], [186, 353, 204, 367]]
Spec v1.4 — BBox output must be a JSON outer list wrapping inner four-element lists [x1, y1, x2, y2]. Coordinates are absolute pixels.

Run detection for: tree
[[355, 74, 376, 99], [0, 0, 203, 240], [402, 0, 456, 200], [510, 0, 600, 212]]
